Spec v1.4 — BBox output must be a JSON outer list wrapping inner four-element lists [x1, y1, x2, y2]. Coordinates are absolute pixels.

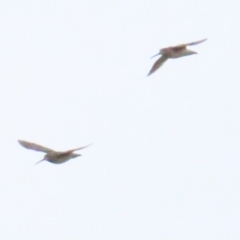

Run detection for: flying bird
[[18, 140, 91, 164], [147, 38, 207, 76]]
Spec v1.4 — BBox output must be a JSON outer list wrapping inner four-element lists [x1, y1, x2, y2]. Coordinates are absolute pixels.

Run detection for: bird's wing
[[172, 39, 207, 50], [147, 55, 168, 76], [58, 143, 92, 156], [185, 38, 207, 46], [68, 144, 92, 152], [18, 140, 53, 153], [55, 144, 92, 157]]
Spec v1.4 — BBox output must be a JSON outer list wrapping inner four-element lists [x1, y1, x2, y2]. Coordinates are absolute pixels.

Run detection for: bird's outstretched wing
[[185, 38, 207, 46], [148, 55, 168, 76], [64, 143, 92, 154], [56, 144, 92, 157], [18, 140, 53, 153], [172, 39, 207, 50]]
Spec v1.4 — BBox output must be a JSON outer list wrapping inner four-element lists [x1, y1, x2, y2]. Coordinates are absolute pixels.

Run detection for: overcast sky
[[0, 0, 240, 239]]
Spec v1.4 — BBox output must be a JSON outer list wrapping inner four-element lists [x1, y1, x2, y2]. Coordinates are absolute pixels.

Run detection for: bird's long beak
[[35, 159, 45, 165], [150, 53, 160, 59]]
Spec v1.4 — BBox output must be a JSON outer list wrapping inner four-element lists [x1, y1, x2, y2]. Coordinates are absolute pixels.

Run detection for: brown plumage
[[148, 38, 207, 76], [18, 140, 91, 164]]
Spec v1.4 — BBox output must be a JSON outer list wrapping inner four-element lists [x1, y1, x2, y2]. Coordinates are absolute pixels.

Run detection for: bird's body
[[18, 140, 91, 164], [42, 151, 81, 164], [161, 48, 197, 58], [147, 38, 207, 76]]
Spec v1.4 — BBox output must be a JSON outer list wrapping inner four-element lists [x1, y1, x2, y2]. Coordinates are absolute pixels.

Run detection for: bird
[[147, 38, 207, 76], [18, 140, 91, 164]]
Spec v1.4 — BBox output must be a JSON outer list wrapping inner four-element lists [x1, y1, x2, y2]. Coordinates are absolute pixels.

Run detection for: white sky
[[0, 0, 240, 239]]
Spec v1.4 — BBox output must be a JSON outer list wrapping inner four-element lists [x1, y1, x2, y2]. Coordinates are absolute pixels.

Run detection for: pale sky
[[0, 0, 240, 239]]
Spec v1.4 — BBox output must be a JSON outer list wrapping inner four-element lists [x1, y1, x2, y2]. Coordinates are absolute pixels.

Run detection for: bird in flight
[[147, 38, 207, 76], [18, 140, 91, 164]]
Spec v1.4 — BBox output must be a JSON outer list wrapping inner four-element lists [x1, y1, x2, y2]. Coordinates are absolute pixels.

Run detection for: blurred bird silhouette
[[18, 140, 91, 164], [147, 38, 207, 76]]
